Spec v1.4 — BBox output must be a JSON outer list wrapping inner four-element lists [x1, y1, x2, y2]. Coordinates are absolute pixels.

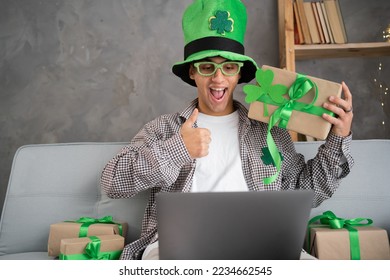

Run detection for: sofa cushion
[[0, 252, 55, 260], [295, 139, 390, 234], [0, 142, 133, 256]]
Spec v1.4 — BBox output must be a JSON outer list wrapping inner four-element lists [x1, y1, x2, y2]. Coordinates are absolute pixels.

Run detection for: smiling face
[[189, 56, 241, 116]]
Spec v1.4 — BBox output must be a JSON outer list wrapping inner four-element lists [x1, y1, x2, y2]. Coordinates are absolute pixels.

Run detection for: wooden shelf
[[295, 42, 390, 60]]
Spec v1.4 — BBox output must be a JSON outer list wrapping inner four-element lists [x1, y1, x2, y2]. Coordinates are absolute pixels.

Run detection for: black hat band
[[184, 36, 245, 60]]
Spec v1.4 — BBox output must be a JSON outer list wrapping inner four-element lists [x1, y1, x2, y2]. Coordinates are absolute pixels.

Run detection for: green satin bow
[[84, 236, 110, 260], [67, 215, 123, 237], [308, 211, 373, 260], [273, 75, 324, 129]]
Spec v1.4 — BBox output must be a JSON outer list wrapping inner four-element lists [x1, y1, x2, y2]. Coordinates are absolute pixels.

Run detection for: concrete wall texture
[[0, 0, 389, 213]]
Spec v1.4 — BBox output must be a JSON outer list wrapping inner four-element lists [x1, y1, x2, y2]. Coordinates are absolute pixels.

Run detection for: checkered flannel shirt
[[100, 99, 354, 260]]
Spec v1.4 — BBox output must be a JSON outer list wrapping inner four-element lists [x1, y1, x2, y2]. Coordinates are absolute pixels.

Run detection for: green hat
[[172, 0, 258, 87]]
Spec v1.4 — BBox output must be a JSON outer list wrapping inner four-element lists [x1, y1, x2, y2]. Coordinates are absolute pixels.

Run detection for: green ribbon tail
[[262, 112, 283, 185], [345, 225, 360, 260]]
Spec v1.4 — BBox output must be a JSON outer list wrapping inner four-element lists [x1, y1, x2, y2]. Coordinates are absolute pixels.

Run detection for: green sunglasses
[[193, 61, 244, 76]]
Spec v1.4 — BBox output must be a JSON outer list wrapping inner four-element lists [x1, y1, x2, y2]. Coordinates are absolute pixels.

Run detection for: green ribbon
[[66, 215, 123, 237], [59, 236, 122, 260], [307, 210, 373, 260], [272, 75, 327, 129], [262, 75, 327, 184], [244, 69, 334, 185]]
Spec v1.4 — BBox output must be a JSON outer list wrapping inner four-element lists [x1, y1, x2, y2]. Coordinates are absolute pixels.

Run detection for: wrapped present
[[48, 216, 128, 257], [305, 211, 390, 260], [244, 65, 342, 140], [59, 235, 124, 260], [243, 65, 341, 184]]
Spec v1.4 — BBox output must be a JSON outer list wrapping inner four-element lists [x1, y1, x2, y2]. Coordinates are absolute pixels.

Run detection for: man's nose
[[212, 68, 224, 81]]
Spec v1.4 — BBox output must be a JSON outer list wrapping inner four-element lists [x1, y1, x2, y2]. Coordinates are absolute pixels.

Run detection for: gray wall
[[0, 0, 389, 214]]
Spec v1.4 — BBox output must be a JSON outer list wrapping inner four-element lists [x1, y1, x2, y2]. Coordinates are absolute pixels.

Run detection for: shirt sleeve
[[100, 118, 192, 199], [281, 131, 354, 207]]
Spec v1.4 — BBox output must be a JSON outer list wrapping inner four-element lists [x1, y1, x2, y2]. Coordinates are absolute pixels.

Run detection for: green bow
[[307, 211, 373, 260], [272, 75, 320, 129], [67, 215, 123, 237], [243, 69, 333, 185], [84, 236, 110, 260]]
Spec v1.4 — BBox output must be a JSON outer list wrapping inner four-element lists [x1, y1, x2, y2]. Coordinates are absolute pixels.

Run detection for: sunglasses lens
[[222, 62, 240, 75], [197, 63, 216, 75]]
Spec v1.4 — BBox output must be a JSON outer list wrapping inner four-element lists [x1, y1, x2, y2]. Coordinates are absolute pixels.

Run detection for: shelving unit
[[277, 0, 390, 141]]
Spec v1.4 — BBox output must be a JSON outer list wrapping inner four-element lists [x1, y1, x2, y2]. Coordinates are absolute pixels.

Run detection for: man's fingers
[[342, 81, 352, 101], [323, 81, 354, 137]]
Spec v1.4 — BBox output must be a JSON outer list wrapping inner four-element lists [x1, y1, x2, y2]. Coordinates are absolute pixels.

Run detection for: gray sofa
[[0, 140, 389, 260]]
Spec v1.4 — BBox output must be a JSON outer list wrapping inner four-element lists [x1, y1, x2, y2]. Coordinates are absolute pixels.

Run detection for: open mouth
[[210, 87, 227, 101]]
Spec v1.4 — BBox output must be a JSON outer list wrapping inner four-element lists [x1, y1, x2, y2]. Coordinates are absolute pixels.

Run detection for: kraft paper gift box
[[244, 65, 342, 140], [59, 235, 124, 260], [307, 226, 390, 260], [48, 216, 128, 257]]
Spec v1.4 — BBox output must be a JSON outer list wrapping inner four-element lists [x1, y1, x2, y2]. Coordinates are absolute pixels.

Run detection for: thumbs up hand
[[180, 108, 211, 159]]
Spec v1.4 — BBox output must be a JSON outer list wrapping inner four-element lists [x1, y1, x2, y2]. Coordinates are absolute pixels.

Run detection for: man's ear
[[189, 64, 196, 80]]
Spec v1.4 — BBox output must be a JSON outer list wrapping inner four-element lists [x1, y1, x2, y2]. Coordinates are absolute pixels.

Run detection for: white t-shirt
[[191, 111, 248, 192]]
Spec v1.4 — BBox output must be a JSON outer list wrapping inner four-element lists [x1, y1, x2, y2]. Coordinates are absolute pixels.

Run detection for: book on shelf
[[311, 1, 325, 43], [316, 1, 331, 43], [334, 0, 347, 42], [293, 13, 301, 44], [293, 1, 304, 44], [320, 1, 335, 43], [302, 2, 320, 44], [295, 0, 312, 44], [323, 0, 347, 43]]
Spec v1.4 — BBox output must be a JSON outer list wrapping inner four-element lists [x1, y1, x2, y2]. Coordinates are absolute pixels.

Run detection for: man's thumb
[[184, 108, 199, 128]]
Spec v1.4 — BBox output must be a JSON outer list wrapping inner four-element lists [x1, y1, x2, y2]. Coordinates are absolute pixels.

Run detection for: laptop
[[156, 190, 314, 260]]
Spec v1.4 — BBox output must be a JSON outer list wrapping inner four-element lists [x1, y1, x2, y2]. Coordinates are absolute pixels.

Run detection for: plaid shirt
[[101, 99, 354, 260]]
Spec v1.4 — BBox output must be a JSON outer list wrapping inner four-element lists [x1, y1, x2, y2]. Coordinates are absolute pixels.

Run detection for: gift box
[[307, 226, 390, 260], [59, 235, 124, 260], [306, 211, 390, 260], [48, 216, 128, 257], [244, 65, 342, 140]]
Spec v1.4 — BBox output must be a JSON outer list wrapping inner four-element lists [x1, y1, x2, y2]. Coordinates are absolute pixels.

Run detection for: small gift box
[[306, 211, 390, 260], [244, 65, 342, 140], [243, 66, 342, 184], [48, 216, 128, 257], [59, 235, 124, 260]]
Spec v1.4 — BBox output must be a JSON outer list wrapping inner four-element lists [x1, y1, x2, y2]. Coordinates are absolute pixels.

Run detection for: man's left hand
[[322, 81, 353, 137]]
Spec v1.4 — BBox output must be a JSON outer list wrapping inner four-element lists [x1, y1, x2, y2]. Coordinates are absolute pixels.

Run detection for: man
[[101, 0, 354, 260]]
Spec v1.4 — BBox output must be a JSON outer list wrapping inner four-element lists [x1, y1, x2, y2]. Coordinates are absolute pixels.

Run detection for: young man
[[101, 0, 354, 260]]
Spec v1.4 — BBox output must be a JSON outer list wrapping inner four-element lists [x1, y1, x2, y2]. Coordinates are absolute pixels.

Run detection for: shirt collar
[[179, 99, 250, 120]]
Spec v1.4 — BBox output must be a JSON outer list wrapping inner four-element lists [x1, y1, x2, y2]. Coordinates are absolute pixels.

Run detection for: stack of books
[[293, 0, 347, 45]]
